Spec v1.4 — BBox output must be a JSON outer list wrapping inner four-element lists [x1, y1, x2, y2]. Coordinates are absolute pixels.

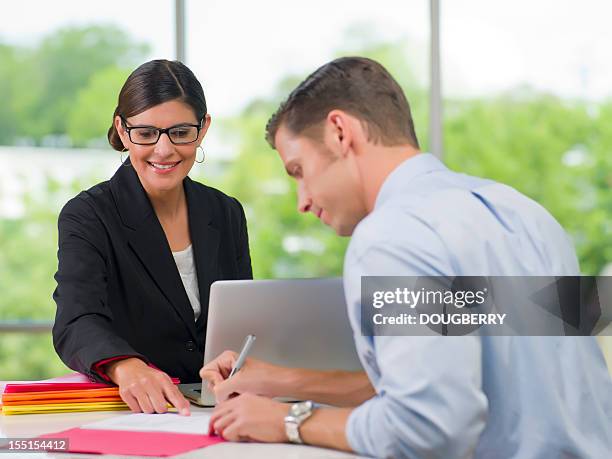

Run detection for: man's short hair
[[265, 56, 419, 149]]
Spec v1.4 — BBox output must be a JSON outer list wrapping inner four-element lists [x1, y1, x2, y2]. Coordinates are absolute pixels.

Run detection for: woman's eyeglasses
[[121, 116, 202, 145]]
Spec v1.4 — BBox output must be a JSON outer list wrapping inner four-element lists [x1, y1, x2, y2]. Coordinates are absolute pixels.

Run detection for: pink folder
[[39, 427, 226, 457], [4, 382, 111, 393]]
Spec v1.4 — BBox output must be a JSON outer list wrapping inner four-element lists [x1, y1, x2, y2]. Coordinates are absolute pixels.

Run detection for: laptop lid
[[204, 278, 362, 372]]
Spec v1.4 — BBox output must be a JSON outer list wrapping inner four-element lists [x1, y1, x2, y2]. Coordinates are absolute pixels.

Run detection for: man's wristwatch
[[284, 400, 316, 444]]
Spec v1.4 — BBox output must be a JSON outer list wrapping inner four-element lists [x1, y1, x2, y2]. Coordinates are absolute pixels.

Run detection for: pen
[[228, 334, 256, 378]]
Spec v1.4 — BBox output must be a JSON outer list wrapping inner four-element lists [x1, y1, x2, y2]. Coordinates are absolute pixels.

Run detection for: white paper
[[82, 412, 212, 435]]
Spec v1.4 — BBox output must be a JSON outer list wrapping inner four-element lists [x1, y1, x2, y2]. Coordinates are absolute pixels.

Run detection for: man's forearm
[[276, 369, 374, 407], [299, 407, 353, 451]]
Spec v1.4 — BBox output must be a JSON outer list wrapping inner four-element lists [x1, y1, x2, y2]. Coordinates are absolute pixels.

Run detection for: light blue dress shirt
[[344, 153, 612, 458]]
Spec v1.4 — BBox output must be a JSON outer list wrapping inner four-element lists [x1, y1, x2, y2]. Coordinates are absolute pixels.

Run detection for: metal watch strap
[[284, 401, 315, 444]]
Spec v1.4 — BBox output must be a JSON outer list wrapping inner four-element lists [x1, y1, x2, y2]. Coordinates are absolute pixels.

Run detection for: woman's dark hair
[[108, 59, 207, 151]]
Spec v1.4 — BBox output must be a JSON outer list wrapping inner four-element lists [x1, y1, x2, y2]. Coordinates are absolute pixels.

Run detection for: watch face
[[291, 401, 312, 416]]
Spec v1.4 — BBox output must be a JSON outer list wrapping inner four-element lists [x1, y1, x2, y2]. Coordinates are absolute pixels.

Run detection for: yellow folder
[[1, 401, 129, 415]]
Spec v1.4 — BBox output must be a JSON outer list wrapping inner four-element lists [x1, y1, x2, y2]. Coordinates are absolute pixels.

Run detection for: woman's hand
[[104, 358, 190, 415], [199, 351, 290, 402]]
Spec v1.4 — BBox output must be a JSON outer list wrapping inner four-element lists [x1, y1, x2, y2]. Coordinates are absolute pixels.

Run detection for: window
[[441, 0, 612, 363], [0, 0, 174, 380], [186, 0, 430, 278]]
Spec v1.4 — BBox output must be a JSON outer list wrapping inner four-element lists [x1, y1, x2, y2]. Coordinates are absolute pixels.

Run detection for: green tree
[[580, 101, 612, 274], [0, 176, 96, 379], [0, 45, 20, 144], [67, 66, 131, 147], [444, 91, 610, 274], [0, 25, 149, 145], [29, 25, 148, 138]]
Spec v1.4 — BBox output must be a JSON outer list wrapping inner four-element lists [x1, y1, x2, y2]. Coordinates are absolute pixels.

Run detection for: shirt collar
[[374, 152, 448, 210]]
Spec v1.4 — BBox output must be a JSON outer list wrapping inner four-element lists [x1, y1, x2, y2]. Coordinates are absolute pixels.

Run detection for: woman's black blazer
[[52, 163, 252, 383]]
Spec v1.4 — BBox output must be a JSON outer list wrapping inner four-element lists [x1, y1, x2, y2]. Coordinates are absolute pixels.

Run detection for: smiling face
[[115, 99, 210, 196], [275, 124, 368, 236]]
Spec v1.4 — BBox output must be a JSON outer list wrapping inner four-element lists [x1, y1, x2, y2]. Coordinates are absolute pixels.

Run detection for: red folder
[[4, 372, 179, 394], [3, 382, 112, 393], [39, 427, 225, 457], [4, 378, 179, 394]]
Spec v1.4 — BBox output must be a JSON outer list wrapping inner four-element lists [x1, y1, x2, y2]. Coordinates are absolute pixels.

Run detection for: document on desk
[[83, 412, 212, 434]]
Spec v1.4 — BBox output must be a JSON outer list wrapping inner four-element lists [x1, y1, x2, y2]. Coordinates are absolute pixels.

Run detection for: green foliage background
[[0, 26, 610, 380]]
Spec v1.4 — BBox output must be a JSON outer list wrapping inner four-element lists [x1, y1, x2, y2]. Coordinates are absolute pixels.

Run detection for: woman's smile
[[147, 160, 182, 174]]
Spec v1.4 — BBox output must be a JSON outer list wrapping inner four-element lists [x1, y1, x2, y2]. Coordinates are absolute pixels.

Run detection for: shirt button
[[186, 340, 196, 351]]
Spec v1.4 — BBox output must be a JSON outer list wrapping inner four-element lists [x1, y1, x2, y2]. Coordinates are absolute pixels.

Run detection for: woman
[[52, 60, 252, 415]]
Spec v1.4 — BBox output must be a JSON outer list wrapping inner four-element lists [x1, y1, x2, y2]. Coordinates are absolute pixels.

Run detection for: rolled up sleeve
[[346, 335, 487, 459]]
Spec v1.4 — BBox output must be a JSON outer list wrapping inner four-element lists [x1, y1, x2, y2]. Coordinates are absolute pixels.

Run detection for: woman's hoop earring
[[195, 146, 205, 164], [120, 148, 131, 167]]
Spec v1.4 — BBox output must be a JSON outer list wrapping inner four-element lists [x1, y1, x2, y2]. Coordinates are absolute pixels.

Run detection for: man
[[201, 57, 612, 458]]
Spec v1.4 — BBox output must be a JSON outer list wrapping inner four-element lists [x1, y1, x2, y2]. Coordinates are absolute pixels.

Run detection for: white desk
[[0, 398, 365, 458]]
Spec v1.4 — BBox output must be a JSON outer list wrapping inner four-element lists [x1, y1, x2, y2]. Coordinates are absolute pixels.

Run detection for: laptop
[[179, 277, 362, 406]]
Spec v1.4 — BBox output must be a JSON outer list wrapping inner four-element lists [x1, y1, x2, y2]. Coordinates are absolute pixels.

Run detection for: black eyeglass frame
[[120, 116, 204, 145]]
